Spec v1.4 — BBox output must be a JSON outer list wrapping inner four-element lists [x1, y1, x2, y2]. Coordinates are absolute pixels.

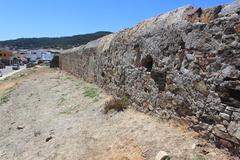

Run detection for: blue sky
[[0, 0, 234, 40]]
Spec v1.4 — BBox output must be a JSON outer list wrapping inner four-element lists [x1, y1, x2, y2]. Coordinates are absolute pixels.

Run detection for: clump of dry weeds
[[103, 96, 129, 114]]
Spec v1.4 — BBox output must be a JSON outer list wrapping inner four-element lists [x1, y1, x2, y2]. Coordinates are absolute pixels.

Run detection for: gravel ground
[[0, 67, 237, 160]]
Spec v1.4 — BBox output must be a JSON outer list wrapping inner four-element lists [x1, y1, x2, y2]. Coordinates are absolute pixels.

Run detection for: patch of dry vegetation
[[103, 96, 129, 114], [0, 85, 17, 105], [0, 95, 9, 105]]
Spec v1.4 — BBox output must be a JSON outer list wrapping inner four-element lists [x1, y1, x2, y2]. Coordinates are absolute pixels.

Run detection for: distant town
[[0, 32, 111, 78], [0, 48, 60, 78]]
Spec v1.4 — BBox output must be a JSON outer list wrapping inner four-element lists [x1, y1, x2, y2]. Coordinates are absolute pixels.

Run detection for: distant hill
[[0, 31, 112, 50]]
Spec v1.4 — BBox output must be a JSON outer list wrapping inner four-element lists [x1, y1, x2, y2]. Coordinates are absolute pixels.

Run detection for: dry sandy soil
[[0, 67, 238, 160]]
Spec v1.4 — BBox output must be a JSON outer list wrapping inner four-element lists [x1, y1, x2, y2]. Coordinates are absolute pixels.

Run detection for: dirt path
[[0, 67, 237, 160]]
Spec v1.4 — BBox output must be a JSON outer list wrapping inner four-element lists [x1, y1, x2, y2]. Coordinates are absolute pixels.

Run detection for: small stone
[[232, 112, 240, 121], [217, 138, 234, 149], [221, 65, 235, 78], [46, 136, 53, 142], [191, 144, 196, 149], [155, 151, 170, 160], [186, 53, 195, 61], [222, 120, 229, 127], [228, 121, 240, 140], [215, 124, 226, 132], [17, 125, 25, 130], [148, 105, 154, 111], [192, 123, 209, 132], [219, 113, 230, 121]]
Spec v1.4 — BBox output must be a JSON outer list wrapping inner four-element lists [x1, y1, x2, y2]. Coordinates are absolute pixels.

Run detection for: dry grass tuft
[[103, 97, 128, 114]]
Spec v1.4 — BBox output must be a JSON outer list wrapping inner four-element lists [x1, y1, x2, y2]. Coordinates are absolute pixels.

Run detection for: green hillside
[[0, 31, 112, 50]]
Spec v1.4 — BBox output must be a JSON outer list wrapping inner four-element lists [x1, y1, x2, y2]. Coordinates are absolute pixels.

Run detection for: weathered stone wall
[[60, 1, 240, 154]]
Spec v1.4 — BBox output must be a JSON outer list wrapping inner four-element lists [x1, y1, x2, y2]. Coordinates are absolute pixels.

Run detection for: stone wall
[[60, 1, 240, 154]]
